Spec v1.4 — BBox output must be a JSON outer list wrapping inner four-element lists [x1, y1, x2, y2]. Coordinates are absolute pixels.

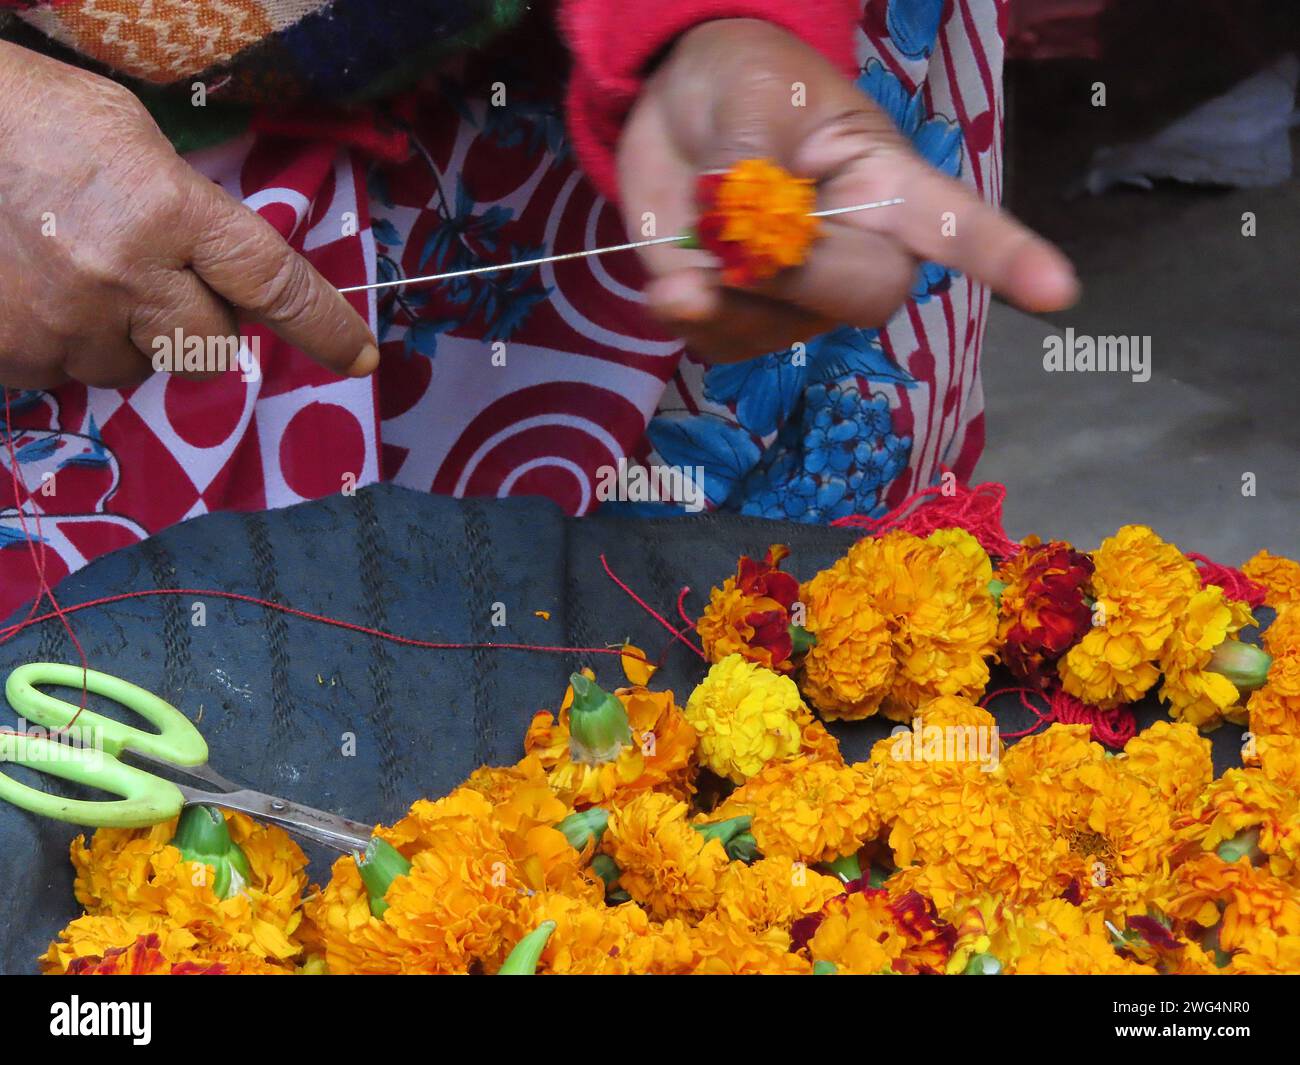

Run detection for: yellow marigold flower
[[1157, 587, 1254, 729], [1243, 549, 1300, 614], [1176, 767, 1300, 884], [715, 755, 878, 864], [524, 684, 698, 808], [798, 565, 895, 720], [684, 654, 808, 783], [1118, 720, 1213, 816], [1060, 525, 1201, 708], [1247, 646, 1300, 737], [43, 812, 310, 975], [1165, 854, 1300, 970], [713, 856, 845, 934], [603, 792, 730, 921]]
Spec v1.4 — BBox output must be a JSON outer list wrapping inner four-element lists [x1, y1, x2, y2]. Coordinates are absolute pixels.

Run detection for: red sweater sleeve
[[558, 0, 861, 203]]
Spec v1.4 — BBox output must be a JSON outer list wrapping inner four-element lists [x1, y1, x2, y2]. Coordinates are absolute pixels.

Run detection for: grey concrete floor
[[975, 57, 1299, 565]]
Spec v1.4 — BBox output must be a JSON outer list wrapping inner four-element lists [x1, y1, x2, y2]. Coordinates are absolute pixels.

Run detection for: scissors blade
[[176, 783, 374, 853]]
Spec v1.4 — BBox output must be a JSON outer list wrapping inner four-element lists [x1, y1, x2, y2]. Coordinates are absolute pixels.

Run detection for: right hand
[[0, 42, 378, 391]]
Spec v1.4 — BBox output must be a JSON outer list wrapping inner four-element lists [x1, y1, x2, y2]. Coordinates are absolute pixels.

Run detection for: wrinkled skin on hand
[[0, 42, 377, 391], [618, 18, 1079, 363]]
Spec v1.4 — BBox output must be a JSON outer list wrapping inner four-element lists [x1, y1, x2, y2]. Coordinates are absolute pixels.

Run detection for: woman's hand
[[0, 42, 377, 391], [617, 18, 1079, 363]]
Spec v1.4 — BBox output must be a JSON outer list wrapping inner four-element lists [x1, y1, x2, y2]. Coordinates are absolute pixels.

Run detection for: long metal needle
[[338, 197, 905, 295]]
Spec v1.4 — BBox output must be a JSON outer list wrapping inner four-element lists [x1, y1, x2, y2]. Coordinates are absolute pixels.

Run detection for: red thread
[[676, 586, 697, 632], [981, 683, 1135, 749], [1, 389, 667, 738], [830, 475, 1021, 559], [599, 554, 705, 660], [1187, 552, 1267, 610]]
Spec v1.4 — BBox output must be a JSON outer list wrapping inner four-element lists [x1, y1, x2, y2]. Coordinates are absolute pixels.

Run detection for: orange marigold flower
[[41, 811, 310, 975], [1245, 732, 1300, 790], [714, 755, 878, 863], [801, 888, 955, 975], [1262, 606, 1300, 656], [696, 159, 820, 287], [524, 683, 698, 808], [1165, 854, 1300, 971], [1118, 720, 1213, 816], [304, 789, 534, 974], [839, 528, 999, 720], [1176, 767, 1300, 885], [1059, 525, 1201, 708], [1157, 587, 1254, 729], [697, 545, 802, 672], [1000, 723, 1178, 920], [1242, 549, 1300, 614], [798, 563, 895, 720], [1247, 646, 1300, 738], [603, 792, 730, 921]]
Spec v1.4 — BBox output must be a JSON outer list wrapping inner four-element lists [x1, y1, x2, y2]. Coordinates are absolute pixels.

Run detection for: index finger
[[815, 148, 1080, 313]]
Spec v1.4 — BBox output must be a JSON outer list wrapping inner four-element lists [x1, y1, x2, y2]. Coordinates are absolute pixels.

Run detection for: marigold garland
[[45, 533, 1300, 975]]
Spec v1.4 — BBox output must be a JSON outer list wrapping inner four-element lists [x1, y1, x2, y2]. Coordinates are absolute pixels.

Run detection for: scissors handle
[[0, 663, 206, 829], [0, 732, 185, 828], [5, 663, 208, 765]]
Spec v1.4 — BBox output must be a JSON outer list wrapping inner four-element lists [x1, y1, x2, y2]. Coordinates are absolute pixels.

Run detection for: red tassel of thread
[[1187, 552, 1267, 610], [831, 477, 1021, 559], [982, 684, 1135, 749]]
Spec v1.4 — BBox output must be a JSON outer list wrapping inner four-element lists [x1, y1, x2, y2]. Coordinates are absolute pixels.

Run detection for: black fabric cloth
[[0, 485, 1250, 972]]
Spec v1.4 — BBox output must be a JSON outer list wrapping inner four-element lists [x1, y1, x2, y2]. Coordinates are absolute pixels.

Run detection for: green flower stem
[[498, 921, 557, 975], [812, 960, 838, 975], [789, 624, 817, 656], [591, 854, 621, 888], [1206, 641, 1272, 692], [557, 808, 610, 851], [962, 953, 1003, 975], [567, 673, 632, 764], [693, 815, 753, 847], [724, 832, 761, 863], [355, 837, 412, 919], [987, 578, 1007, 608], [171, 805, 252, 901], [1217, 827, 1261, 864], [822, 852, 862, 883]]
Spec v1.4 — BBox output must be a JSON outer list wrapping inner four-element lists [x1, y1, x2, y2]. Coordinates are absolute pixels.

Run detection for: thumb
[[188, 179, 378, 377]]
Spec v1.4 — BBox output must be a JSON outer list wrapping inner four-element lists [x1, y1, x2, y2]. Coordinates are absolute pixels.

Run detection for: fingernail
[[347, 343, 380, 377]]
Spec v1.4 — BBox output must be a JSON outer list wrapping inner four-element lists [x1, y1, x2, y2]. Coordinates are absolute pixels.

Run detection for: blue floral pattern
[[886, 0, 946, 60], [857, 59, 963, 302]]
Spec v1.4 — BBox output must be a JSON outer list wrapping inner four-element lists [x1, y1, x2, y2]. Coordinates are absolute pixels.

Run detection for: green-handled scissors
[[0, 662, 374, 851]]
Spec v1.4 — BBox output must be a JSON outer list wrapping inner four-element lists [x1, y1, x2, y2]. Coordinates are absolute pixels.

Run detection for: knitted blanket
[[0, 0, 528, 104]]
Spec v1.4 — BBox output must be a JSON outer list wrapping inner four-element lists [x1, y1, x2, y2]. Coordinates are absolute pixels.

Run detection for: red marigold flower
[[997, 540, 1095, 688], [696, 159, 821, 287], [698, 545, 803, 672]]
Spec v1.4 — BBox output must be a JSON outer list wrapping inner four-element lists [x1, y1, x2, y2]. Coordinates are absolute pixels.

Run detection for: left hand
[[617, 18, 1079, 363]]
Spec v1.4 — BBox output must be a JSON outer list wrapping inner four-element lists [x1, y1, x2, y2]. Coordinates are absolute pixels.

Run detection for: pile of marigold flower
[[42, 525, 1300, 975]]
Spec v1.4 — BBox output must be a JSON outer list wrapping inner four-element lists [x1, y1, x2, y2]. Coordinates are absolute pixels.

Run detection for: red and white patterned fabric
[[0, 0, 1005, 621]]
